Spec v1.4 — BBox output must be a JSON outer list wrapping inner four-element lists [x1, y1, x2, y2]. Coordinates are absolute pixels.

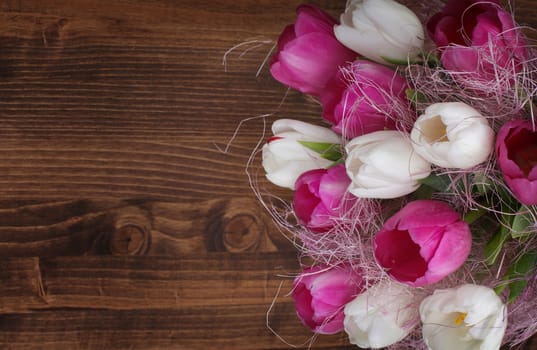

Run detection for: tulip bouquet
[[254, 0, 537, 349]]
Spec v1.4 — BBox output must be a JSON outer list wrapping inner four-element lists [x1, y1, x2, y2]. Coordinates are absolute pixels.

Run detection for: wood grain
[[0, 254, 352, 350], [0, 197, 293, 257], [0, 254, 299, 312], [0, 0, 536, 349]]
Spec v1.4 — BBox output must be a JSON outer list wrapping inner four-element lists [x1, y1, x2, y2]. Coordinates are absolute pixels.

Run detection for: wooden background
[[0, 0, 535, 349]]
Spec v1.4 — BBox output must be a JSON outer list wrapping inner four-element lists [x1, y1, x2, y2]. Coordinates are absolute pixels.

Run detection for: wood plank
[[0, 198, 293, 257], [0, 307, 352, 350], [0, 253, 353, 349], [0, 0, 321, 203], [0, 254, 300, 312]]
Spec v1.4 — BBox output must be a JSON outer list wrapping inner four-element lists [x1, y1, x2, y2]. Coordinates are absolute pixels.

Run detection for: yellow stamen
[[454, 312, 467, 326]]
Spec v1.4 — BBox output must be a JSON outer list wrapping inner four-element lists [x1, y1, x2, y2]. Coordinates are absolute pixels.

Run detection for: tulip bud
[[420, 284, 507, 350], [344, 282, 418, 348], [293, 264, 364, 334], [334, 0, 424, 65], [345, 130, 431, 199], [374, 200, 472, 287], [320, 59, 411, 139], [410, 102, 495, 169], [496, 119, 537, 205], [293, 165, 353, 232], [427, 0, 527, 84], [262, 119, 341, 189], [270, 4, 357, 95]]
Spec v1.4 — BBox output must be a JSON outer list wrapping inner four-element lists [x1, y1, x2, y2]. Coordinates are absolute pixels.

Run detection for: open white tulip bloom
[[262, 119, 341, 189], [344, 282, 418, 349], [420, 284, 507, 350], [410, 102, 495, 169], [345, 130, 431, 198], [334, 0, 424, 65]]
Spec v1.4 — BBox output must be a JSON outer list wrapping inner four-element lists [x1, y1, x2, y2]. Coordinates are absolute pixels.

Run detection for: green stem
[[463, 207, 488, 225]]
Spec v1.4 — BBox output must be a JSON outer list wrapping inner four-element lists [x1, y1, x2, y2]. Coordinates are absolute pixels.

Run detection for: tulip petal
[[272, 119, 341, 144], [344, 282, 417, 348], [292, 265, 363, 334], [265, 160, 327, 189], [395, 200, 460, 230], [270, 4, 357, 95], [294, 4, 336, 36], [374, 229, 428, 283], [345, 130, 431, 199], [427, 0, 525, 85], [420, 284, 506, 350], [293, 282, 316, 330], [293, 170, 324, 225], [375, 200, 471, 286], [496, 120, 537, 205], [318, 165, 350, 211], [335, 0, 424, 64]]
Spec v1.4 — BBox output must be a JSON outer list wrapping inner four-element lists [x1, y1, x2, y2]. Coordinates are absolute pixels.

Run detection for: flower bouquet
[[255, 0, 537, 349]]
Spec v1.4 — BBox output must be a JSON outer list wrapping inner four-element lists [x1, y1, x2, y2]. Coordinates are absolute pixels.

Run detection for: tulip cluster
[[252, 0, 537, 349]]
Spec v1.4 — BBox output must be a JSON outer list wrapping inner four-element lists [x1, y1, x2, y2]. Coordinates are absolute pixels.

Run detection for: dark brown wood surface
[[0, 0, 536, 349]]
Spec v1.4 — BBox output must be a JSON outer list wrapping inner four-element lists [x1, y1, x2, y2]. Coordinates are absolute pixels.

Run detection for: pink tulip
[[292, 264, 363, 334], [293, 164, 352, 232], [374, 200, 471, 287], [270, 5, 357, 96], [320, 60, 411, 139], [496, 119, 537, 205], [427, 0, 527, 82]]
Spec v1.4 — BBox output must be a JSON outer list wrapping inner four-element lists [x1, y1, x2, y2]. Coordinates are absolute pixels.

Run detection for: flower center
[[453, 312, 467, 326], [373, 229, 428, 283], [421, 115, 449, 143], [506, 128, 537, 176]]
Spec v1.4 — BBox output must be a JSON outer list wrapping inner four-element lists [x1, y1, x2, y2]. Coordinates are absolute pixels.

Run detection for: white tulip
[[344, 282, 418, 349], [262, 119, 341, 189], [410, 102, 495, 169], [420, 284, 507, 350], [334, 0, 424, 65], [345, 130, 431, 199]]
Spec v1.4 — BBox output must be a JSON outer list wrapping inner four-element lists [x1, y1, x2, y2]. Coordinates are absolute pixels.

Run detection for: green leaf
[[511, 207, 534, 239], [298, 141, 342, 162], [484, 221, 511, 265], [380, 56, 414, 65], [506, 252, 537, 303], [411, 183, 435, 200], [472, 173, 492, 195], [405, 89, 428, 108], [417, 52, 441, 68], [498, 187, 520, 215], [418, 173, 452, 192], [478, 181, 519, 214], [494, 283, 507, 295], [462, 207, 487, 225]]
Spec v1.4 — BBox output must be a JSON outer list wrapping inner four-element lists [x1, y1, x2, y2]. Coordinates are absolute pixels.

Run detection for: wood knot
[[109, 224, 149, 255], [205, 199, 276, 253], [107, 207, 151, 255], [41, 18, 69, 46], [222, 214, 261, 253]]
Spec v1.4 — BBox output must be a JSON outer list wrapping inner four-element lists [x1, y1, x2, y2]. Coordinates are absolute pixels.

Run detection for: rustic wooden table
[[0, 0, 535, 349]]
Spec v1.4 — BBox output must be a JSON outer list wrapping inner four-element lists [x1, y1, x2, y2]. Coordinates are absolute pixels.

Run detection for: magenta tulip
[[496, 120, 537, 205], [293, 164, 352, 233], [320, 60, 411, 139], [292, 264, 363, 334], [427, 0, 527, 82], [270, 4, 357, 96], [374, 200, 471, 287]]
